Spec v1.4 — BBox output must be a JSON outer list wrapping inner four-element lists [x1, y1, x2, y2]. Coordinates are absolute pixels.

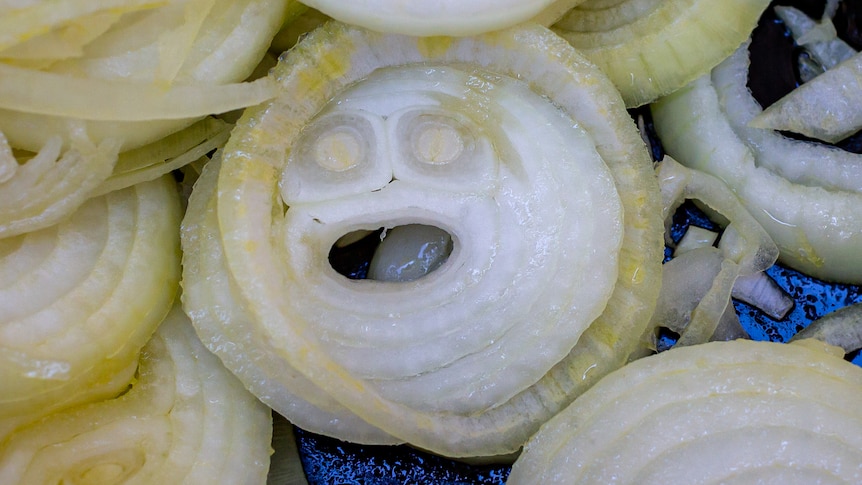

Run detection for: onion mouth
[[329, 224, 454, 282]]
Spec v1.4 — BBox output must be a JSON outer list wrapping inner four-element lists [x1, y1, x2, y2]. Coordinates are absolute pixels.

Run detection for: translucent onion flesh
[[181, 21, 664, 457], [652, 47, 862, 283], [0, 303, 273, 484], [509, 339, 862, 484], [0, 175, 181, 437], [552, 0, 770, 106]]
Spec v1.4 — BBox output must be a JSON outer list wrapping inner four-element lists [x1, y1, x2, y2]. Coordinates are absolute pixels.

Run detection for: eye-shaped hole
[[391, 108, 497, 194], [280, 110, 391, 205]]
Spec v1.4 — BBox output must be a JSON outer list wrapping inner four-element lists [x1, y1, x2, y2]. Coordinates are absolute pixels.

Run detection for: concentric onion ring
[[509, 339, 862, 483], [0, 175, 180, 437], [552, 0, 770, 106], [181, 21, 663, 457], [652, 44, 862, 283], [0, 303, 272, 484]]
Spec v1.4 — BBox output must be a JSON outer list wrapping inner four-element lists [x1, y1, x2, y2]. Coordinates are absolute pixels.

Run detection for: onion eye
[[280, 111, 388, 204]]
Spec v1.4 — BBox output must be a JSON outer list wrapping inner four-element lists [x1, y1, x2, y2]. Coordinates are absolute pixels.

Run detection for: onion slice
[[182, 21, 663, 457], [0, 175, 181, 437], [552, 0, 770, 106], [0, 303, 273, 484], [749, 51, 862, 144], [509, 339, 862, 483], [295, 0, 586, 36], [652, 46, 862, 283]]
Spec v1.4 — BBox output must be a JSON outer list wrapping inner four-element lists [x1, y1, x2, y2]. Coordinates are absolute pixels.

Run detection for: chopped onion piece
[[792, 302, 862, 354], [653, 45, 862, 283], [774, 5, 856, 69], [731, 270, 794, 320], [0, 175, 180, 437], [0, 303, 272, 484], [672, 225, 718, 257], [750, 51, 862, 144], [509, 339, 862, 484]]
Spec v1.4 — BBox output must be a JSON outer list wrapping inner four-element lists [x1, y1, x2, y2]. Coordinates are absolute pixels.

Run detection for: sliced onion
[[749, 51, 862, 144], [183, 22, 663, 457], [0, 303, 273, 484], [792, 302, 862, 354], [552, 0, 770, 106], [652, 45, 862, 283], [92, 116, 232, 197], [295, 0, 584, 36], [509, 339, 862, 484], [773, 5, 856, 69], [0, 125, 118, 238], [0, 0, 290, 152], [0, 175, 180, 437]]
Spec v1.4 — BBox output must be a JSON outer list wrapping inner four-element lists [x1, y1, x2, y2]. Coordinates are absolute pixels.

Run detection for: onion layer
[[0, 175, 181, 437], [652, 45, 862, 283], [509, 339, 862, 483], [0, 303, 272, 484], [181, 22, 664, 457], [552, 0, 770, 106]]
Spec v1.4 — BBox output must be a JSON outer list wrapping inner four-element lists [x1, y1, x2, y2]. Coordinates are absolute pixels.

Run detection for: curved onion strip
[[0, 0, 161, 52], [0, 125, 118, 238], [0, 65, 276, 121], [792, 302, 862, 354], [295, 0, 584, 36], [0, 303, 272, 484], [773, 5, 856, 70], [654, 156, 777, 345], [0, 11, 121, 64], [0, 175, 180, 437], [749, 51, 862, 143], [184, 22, 663, 457], [509, 339, 862, 484], [652, 48, 862, 283], [552, 0, 770, 107], [268, 413, 309, 485], [182, 154, 398, 445], [0, 0, 289, 153], [92, 117, 231, 197]]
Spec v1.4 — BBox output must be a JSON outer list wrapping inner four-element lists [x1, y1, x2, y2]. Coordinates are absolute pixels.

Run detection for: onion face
[[509, 339, 862, 484], [182, 22, 663, 456], [0, 175, 181, 436], [0, 303, 272, 484]]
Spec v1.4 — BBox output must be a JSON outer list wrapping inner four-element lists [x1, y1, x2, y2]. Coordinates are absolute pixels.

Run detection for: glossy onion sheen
[[653, 44, 862, 284], [552, 0, 770, 106], [0, 175, 180, 437], [509, 339, 862, 484], [0, 304, 273, 484], [181, 22, 664, 457], [297, 0, 585, 36]]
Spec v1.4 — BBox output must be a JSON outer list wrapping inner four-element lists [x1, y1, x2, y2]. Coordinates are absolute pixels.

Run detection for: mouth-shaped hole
[[329, 224, 453, 282]]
